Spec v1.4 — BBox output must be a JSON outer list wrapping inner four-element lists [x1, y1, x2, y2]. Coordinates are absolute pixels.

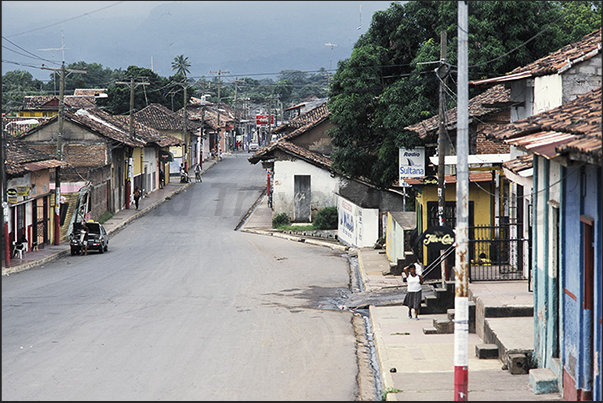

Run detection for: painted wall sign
[[421, 225, 455, 250]]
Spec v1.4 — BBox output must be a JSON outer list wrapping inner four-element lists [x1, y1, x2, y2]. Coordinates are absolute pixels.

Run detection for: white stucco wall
[[143, 147, 157, 192], [534, 75, 563, 114], [337, 195, 380, 248], [272, 159, 339, 219]]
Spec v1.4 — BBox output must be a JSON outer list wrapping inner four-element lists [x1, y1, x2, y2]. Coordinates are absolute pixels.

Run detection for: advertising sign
[[255, 114, 274, 125], [399, 147, 426, 181], [421, 225, 455, 251]]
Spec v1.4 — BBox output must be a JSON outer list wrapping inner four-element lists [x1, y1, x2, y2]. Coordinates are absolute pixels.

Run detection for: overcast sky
[[2, 1, 396, 84]]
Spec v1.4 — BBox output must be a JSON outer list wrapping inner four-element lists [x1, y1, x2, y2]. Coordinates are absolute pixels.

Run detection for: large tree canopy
[[327, 0, 601, 188]]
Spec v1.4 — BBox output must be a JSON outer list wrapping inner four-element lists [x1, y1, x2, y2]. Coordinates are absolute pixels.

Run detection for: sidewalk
[[241, 199, 563, 401], [2, 159, 217, 276]]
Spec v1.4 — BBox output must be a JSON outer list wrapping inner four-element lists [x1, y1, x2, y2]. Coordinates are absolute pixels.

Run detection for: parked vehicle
[[70, 221, 109, 255]]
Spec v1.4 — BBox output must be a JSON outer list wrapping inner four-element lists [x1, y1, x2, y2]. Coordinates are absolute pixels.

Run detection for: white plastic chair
[[12, 241, 27, 259]]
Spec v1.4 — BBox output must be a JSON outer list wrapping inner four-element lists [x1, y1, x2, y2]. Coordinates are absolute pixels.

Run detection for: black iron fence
[[468, 223, 529, 281]]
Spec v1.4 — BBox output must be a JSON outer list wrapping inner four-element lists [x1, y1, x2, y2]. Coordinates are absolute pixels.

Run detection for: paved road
[[2, 154, 360, 400]]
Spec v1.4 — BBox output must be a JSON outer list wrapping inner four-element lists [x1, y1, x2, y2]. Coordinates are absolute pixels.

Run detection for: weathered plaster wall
[[272, 159, 339, 219], [561, 56, 602, 103]]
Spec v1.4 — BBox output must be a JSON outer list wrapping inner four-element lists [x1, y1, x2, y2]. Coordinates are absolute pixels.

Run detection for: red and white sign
[[256, 114, 274, 125]]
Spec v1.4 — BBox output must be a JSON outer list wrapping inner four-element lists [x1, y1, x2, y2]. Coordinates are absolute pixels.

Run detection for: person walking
[[194, 164, 202, 182], [133, 187, 141, 210], [79, 222, 89, 256], [403, 261, 424, 320], [159, 169, 165, 189]]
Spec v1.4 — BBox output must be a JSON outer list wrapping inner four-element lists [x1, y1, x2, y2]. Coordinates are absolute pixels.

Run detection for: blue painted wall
[[533, 160, 601, 400]]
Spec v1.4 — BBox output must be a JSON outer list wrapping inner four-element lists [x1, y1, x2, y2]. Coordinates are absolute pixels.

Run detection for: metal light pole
[[454, 1, 469, 400]]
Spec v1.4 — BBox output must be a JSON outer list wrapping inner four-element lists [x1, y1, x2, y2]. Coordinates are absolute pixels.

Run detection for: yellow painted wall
[[414, 182, 494, 266], [132, 148, 143, 176], [17, 111, 57, 118]]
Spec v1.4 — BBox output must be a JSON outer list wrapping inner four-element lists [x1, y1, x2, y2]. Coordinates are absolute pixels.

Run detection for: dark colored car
[[70, 221, 109, 255]]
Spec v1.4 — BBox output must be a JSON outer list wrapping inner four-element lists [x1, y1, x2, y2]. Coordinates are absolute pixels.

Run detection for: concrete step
[[475, 343, 498, 359], [483, 317, 534, 368], [432, 318, 454, 334], [446, 301, 476, 333], [422, 326, 438, 335], [483, 305, 533, 318], [529, 368, 560, 395]]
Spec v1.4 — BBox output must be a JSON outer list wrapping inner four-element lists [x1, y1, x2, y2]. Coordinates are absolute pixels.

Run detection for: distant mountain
[[2, 1, 393, 82]]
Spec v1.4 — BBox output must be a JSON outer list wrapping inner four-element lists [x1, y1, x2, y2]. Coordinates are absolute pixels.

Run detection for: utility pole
[[2, 122, 8, 267], [41, 62, 86, 243], [436, 30, 451, 285], [171, 81, 194, 170], [233, 78, 239, 151], [437, 30, 448, 228], [209, 70, 229, 154], [115, 77, 149, 209], [454, 2, 469, 400]]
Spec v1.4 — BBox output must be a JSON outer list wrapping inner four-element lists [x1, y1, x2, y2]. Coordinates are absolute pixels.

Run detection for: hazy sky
[[2, 1, 396, 84]]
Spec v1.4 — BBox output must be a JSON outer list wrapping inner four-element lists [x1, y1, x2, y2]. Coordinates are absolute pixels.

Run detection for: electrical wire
[[5, 2, 126, 38]]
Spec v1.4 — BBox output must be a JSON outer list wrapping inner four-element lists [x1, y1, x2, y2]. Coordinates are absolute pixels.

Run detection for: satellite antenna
[[325, 42, 338, 71], [38, 29, 68, 62], [357, 4, 362, 30]]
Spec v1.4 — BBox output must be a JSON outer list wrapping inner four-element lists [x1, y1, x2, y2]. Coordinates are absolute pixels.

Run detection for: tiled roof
[[405, 84, 511, 139], [22, 95, 97, 110], [22, 108, 145, 148], [274, 101, 329, 134], [3, 116, 50, 137], [73, 88, 106, 96], [471, 28, 601, 85], [134, 103, 195, 132], [248, 138, 331, 168], [114, 115, 184, 147], [503, 153, 533, 174], [488, 86, 601, 164], [190, 104, 235, 130], [5, 137, 63, 176]]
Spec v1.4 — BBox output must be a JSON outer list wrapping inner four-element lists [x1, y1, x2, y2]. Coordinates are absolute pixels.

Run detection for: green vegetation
[[381, 387, 402, 400], [97, 210, 114, 224], [272, 212, 291, 229], [328, 0, 601, 188], [312, 206, 338, 230], [272, 207, 339, 231]]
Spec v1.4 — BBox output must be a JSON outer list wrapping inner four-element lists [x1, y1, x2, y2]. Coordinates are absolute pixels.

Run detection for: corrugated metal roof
[[506, 131, 577, 159], [24, 160, 63, 171]]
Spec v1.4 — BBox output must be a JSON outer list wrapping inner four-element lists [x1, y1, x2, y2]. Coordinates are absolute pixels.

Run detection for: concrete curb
[[369, 305, 397, 401], [2, 249, 70, 276], [241, 227, 350, 251]]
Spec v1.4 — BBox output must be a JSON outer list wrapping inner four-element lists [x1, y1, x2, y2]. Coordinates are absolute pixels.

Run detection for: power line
[[6, 1, 126, 38]]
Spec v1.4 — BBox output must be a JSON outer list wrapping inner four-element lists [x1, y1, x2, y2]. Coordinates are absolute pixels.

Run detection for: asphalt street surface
[[2, 154, 361, 400]]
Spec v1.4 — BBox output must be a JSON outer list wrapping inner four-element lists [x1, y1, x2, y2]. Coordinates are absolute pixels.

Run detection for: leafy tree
[[171, 55, 191, 78], [328, 0, 601, 188], [97, 65, 171, 115], [2, 70, 46, 114], [43, 61, 120, 95]]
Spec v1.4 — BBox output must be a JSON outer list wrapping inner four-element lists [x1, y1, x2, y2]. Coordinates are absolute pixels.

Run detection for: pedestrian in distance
[[134, 187, 141, 210], [159, 169, 165, 189], [79, 222, 89, 256], [194, 164, 202, 182], [402, 260, 424, 320]]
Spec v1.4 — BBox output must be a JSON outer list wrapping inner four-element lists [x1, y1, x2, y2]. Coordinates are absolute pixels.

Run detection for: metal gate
[[468, 222, 530, 281]]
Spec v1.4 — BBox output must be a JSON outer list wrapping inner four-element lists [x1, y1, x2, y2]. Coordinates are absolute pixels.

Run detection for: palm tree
[[171, 55, 191, 78]]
